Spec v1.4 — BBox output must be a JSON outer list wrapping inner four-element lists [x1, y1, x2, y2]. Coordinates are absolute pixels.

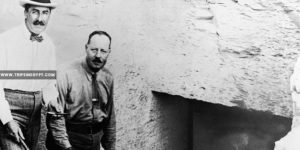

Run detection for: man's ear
[[85, 44, 88, 50], [24, 10, 28, 19]]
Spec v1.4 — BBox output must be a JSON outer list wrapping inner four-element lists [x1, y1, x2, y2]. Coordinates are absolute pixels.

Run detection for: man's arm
[[291, 57, 300, 93], [0, 37, 13, 125], [0, 84, 23, 143], [47, 70, 72, 149], [42, 42, 58, 107], [0, 39, 24, 143], [0, 84, 13, 125], [101, 80, 116, 150]]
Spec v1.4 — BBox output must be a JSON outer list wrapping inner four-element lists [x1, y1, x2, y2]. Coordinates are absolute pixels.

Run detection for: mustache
[[33, 20, 45, 26], [92, 58, 102, 63]]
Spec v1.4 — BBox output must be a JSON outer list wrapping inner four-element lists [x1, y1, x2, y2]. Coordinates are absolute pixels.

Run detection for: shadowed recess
[[152, 91, 292, 150]]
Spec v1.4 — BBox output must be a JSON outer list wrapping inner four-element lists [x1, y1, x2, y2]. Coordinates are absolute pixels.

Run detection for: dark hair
[[24, 4, 31, 12], [87, 31, 112, 49], [24, 4, 52, 12]]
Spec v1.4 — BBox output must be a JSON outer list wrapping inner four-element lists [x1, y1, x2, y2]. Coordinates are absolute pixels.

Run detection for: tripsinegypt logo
[[0, 70, 56, 79]]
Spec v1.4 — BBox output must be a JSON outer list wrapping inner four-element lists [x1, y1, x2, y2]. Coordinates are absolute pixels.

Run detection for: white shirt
[[274, 56, 300, 150], [274, 126, 300, 150], [290, 57, 300, 121], [290, 57, 300, 92], [0, 23, 58, 124]]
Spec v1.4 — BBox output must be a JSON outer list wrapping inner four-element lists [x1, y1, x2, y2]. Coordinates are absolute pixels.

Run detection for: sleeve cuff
[[58, 140, 72, 150], [42, 81, 58, 107], [0, 100, 13, 125], [1, 115, 13, 125]]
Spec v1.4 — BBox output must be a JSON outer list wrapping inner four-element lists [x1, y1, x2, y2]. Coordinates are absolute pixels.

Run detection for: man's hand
[[5, 120, 25, 143]]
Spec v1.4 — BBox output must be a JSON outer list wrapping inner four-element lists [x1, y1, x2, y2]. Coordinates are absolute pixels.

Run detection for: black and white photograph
[[0, 0, 299, 149]]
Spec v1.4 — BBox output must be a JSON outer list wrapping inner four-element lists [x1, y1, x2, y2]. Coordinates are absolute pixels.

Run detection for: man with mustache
[[0, 0, 58, 149], [46, 31, 116, 150]]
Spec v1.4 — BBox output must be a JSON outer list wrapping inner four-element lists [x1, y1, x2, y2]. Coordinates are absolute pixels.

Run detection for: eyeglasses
[[89, 48, 110, 56]]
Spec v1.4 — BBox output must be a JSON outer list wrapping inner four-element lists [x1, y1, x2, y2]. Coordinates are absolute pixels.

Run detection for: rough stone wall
[[147, 0, 300, 117], [0, 0, 299, 149], [211, 0, 300, 117]]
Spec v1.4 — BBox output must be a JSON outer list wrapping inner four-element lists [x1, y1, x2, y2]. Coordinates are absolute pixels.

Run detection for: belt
[[66, 122, 103, 134], [4, 88, 41, 95]]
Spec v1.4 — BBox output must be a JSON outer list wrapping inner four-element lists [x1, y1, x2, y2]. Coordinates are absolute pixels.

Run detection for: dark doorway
[[153, 91, 193, 150], [153, 91, 292, 150]]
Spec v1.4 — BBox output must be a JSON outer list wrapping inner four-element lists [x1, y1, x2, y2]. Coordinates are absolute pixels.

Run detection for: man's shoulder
[[42, 33, 55, 45], [57, 58, 83, 74], [0, 26, 21, 40], [102, 67, 113, 77], [0, 25, 20, 34], [100, 67, 114, 82]]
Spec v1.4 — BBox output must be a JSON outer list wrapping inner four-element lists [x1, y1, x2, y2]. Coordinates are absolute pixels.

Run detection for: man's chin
[[94, 65, 102, 69], [31, 28, 45, 34], [93, 63, 102, 68], [90, 64, 103, 71]]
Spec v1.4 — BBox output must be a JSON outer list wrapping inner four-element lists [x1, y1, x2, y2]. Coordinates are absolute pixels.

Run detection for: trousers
[[0, 89, 42, 150], [46, 130, 104, 150]]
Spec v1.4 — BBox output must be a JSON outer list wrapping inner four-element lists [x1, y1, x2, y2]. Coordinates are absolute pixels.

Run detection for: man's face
[[86, 35, 111, 72], [24, 6, 51, 35]]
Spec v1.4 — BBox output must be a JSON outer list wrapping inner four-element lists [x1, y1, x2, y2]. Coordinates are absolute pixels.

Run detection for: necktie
[[91, 73, 100, 102], [30, 34, 43, 42], [91, 73, 105, 122]]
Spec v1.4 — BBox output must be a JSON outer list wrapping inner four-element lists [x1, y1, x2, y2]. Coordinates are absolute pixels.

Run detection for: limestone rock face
[[140, 0, 299, 118], [210, 0, 300, 117]]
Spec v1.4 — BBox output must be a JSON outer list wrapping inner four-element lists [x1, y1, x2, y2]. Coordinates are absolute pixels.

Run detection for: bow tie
[[30, 34, 43, 42]]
